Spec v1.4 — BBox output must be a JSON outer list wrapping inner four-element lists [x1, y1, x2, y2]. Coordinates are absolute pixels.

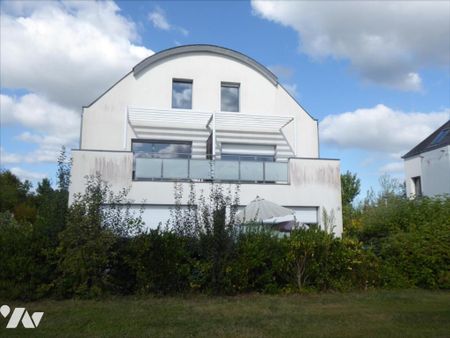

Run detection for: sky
[[1, 0, 449, 197]]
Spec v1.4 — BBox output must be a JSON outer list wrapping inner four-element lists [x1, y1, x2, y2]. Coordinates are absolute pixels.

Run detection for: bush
[[355, 194, 450, 289], [230, 231, 289, 293], [0, 212, 36, 300], [56, 175, 143, 298], [130, 230, 191, 294], [379, 218, 450, 289]]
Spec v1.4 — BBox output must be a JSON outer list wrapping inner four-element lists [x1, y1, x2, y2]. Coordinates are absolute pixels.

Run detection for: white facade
[[404, 146, 450, 197], [70, 45, 343, 236]]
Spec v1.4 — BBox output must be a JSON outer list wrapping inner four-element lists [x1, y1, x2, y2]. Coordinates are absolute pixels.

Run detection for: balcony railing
[[134, 157, 289, 183]]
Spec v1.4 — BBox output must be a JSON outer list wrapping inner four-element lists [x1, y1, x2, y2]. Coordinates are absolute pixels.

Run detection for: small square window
[[221, 82, 239, 112], [172, 79, 192, 109]]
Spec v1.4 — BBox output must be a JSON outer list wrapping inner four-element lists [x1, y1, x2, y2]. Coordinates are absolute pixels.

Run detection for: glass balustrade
[[134, 158, 288, 183]]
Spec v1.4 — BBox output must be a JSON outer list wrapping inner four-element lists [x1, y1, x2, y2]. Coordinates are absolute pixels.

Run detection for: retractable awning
[[128, 107, 212, 129], [212, 112, 294, 133]]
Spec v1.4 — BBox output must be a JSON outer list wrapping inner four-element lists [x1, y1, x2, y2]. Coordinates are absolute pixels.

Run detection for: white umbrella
[[236, 196, 295, 223]]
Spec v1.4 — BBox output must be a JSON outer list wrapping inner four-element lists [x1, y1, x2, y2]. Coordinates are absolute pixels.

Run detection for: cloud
[[1, 94, 79, 142], [9, 167, 47, 182], [0, 147, 23, 165], [148, 6, 171, 30], [252, 1, 450, 91], [1, 1, 154, 108], [148, 6, 189, 36], [379, 161, 404, 174], [1, 1, 155, 167], [320, 104, 450, 154], [1, 93, 80, 164]]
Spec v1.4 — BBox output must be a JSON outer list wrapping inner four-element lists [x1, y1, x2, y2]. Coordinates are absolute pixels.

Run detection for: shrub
[[0, 212, 36, 300], [56, 175, 143, 298], [356, 194, 450, 289], [130, 230, 191, 294], [230, 231, 289, 293]]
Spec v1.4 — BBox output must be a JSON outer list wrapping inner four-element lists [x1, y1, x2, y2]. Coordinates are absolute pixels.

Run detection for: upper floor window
[[221, 143, 275, 162], [132, 140, 192, 159], [221, 82, 239, 112], [172, 79, 192, 109]]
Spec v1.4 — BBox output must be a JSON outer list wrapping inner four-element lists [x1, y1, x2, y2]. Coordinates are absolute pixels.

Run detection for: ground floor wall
[[131, 205, 319, 230], [69, 150, 343, 236]]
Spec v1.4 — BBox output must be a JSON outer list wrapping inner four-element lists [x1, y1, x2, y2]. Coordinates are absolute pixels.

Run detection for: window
[[132, 140, 192, 159], [172, 79, 192, 109], [221, 143, 275, 162], [221, 82, 239, 112], [429, 129, 449, 147], [412, 176, 422, 197], [221, 154, 274, 162]]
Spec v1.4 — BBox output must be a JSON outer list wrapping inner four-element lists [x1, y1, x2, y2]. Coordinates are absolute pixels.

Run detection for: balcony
[[134, 157, 289, 183]]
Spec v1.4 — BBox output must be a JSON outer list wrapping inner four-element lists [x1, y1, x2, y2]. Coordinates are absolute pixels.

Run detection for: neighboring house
[[403, 120, 450, 197], [69, 45, 343, 236]]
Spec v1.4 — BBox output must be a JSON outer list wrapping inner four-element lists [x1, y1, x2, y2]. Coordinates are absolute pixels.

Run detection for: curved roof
[[132, 44, 279, 85]]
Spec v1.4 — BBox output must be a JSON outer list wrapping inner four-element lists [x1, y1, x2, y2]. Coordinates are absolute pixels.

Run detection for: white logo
[[1, 305, 44, 329]]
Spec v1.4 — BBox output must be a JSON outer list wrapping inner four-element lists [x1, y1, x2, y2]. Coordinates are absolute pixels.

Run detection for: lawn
[[1, 290, 449, 337]]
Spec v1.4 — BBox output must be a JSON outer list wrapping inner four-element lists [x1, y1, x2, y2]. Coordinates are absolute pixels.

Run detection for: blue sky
[[1, 0, 449, 198]]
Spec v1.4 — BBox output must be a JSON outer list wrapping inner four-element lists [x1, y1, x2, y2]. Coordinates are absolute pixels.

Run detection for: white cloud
[[379, 161, 404, 174], [0, 147, 22, 165], [320, 104, 450, 157], [1, 93, 79, 164], [148, 6, 189, 36], [252, 1, 450, 91], [1, 93, 79, 142], [1, 1, 154, 108], [148, 6, 171, 30], [9, 167, 47, 182], [1, 1, 155, 166]]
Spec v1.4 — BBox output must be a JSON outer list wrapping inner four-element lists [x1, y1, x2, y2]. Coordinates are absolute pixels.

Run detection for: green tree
[[0, 170, 36, 222], [340, 171, 361, 235]]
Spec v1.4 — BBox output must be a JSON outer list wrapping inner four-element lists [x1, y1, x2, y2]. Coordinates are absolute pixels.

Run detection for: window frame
[[172, 78, 193, 110], [131, 139, 193, 159], [220, 81, 240, 112], [412, 176, 422, 197]]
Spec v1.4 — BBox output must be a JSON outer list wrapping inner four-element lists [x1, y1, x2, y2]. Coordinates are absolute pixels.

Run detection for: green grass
[[1, 290, 449, 337]]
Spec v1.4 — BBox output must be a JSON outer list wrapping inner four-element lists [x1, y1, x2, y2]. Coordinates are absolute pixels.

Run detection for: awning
[[212, 112, 293, 133], [128, 107, 212, 130]]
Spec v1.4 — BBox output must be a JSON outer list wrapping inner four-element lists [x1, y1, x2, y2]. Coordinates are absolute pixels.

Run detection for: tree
[[341, 171, 361, 206], [340, 171, 361, 235], [0, 170, 36, 222]]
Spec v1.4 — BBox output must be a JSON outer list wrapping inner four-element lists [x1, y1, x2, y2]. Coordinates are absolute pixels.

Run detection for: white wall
[[69, 150, 342, 236], [81, 52, 318, 157], [404, 146, 450, 197]]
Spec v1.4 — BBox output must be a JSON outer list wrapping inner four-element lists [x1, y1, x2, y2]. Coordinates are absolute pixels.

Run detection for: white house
[[403, 120, 450, 198], [69, 45, 343, 235]]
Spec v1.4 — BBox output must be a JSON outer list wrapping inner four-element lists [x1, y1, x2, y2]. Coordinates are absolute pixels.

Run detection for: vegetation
[[0, 155, 448, 300], [340, 170, 361, 229], [3, 290, 450, 337]]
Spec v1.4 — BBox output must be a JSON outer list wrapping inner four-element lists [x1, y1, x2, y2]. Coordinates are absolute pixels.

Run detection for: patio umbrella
[[236, 196, 295, 223]]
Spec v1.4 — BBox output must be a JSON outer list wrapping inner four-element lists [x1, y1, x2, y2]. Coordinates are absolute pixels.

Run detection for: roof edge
[[402, 119, 450, 159], [132, 44, 279, 86]]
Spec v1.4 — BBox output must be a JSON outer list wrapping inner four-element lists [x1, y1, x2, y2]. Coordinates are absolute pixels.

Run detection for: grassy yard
[[1, 290, 449, 337]]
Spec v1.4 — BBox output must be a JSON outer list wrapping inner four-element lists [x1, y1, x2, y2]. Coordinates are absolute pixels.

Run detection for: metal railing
[[133, 155, 289, 183]]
